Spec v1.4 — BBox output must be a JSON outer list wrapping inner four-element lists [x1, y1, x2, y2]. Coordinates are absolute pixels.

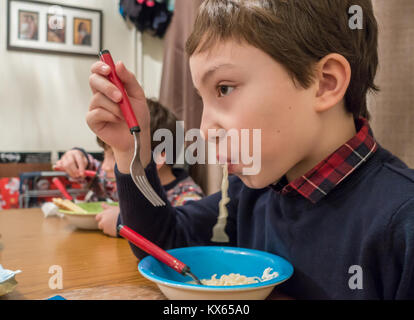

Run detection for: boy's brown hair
[[146, 98, 178, 166], [186, 0, 379, 120]]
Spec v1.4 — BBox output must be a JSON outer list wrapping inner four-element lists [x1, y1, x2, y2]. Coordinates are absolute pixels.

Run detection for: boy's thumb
[[115, 61, 144, 99]]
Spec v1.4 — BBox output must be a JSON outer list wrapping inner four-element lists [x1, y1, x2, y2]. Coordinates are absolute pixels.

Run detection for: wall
[[368, 0, 414, 167], [141, 32, 164, 101], [0, 0, 164, 161]]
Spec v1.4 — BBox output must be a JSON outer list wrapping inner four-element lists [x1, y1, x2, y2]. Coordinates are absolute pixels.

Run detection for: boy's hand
[[86, 61, 152, 173], [55, 149, 88, 178], [95, 203, 120, 237]]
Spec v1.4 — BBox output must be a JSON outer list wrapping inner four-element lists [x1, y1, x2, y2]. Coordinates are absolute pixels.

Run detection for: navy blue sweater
[[115, 145, 414, 299]]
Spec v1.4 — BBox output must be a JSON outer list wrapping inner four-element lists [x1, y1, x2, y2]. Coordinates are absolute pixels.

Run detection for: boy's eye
[[217, 85, 234, 97]]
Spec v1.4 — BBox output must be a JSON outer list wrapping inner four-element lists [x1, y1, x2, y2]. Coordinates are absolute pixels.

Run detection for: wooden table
[[0, 209, 292, 301], [0, 209, 165, 300]]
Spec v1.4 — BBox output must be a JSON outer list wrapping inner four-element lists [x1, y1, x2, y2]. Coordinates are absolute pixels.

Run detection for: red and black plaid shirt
[[271, 117, 378, 203]]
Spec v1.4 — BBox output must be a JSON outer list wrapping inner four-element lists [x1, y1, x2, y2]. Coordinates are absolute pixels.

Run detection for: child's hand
[[95, 203, 120, 237], [55, 149, 88, 178], [86, 61, 152, 173]]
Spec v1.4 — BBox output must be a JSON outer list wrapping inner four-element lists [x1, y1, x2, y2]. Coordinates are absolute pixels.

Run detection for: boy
[[57, 99, 204, 237], [86, 0, 414, 299]]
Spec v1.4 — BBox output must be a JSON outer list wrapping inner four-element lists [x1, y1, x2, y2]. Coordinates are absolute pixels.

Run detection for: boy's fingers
[[89, 73, 122, 103], [64, 153, 80, 178], [90, 61, 111, 76], [86, 108, 125, 134], [73, 151, 88, 176], [96, 213, 102, 221], [101, 203, 110, 209], [86, 107, 123, 126], [55, 159, 63, 168], [90, 92, 123, 120], [89, 62, 110, 95], [115, 61, 145, 99]]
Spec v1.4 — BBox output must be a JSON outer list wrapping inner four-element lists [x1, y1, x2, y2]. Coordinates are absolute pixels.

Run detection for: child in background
[[86, 0, 414, 299], [56, 98, 204, 237]]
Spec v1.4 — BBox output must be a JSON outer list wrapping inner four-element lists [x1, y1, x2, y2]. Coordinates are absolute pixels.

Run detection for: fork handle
[[118, 225, 188, 275], [84, 170, 97, 177], [99, 50, 140, 134], [52, 177, 73, 201], [54, 166, 96, 178]]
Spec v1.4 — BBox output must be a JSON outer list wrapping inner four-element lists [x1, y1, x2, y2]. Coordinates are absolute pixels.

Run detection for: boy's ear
[[314, 53, 351, 113]]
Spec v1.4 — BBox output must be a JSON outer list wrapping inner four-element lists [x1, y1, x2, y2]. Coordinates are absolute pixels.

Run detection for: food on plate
[[191, 267, 279, 286], [52, 198, 87, 213]]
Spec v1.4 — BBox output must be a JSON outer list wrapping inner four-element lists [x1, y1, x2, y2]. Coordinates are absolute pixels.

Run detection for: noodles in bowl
[[191, 268, 279, 286]]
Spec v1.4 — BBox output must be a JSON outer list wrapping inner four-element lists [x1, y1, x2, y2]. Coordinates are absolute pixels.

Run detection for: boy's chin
[[238, 174, 272, 189]]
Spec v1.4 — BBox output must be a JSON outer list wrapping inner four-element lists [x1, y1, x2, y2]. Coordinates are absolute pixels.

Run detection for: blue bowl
[[138, 246, 294, 300]]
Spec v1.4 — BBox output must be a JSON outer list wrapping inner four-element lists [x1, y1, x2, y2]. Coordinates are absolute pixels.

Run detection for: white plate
[[63, 213, 99, 230]]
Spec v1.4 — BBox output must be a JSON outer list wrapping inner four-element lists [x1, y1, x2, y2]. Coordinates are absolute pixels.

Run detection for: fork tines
[[134, 174, 166, 207], [130, 131, 166, 207]]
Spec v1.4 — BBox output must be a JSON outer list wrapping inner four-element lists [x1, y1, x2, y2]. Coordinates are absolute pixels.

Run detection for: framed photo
[[46, 13, 66, 44], [18, 10, 39, 41], [73, 18, 92, 46], [7, 0, 102, 56]]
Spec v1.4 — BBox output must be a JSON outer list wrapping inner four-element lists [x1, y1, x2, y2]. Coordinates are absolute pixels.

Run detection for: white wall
[[0, 0, 164, 161], [141, 32, 164, 101]]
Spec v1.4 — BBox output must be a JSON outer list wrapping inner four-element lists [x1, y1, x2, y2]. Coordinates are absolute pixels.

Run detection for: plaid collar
[[271, 117, 378, 203]]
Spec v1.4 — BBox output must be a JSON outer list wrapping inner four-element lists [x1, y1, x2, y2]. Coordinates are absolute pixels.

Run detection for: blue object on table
[[47, 295, 66, 300], [139, 246, 294, 289]]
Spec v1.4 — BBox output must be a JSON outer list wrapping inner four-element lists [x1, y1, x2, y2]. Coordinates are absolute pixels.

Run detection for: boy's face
[[190, 40, 321, 188]]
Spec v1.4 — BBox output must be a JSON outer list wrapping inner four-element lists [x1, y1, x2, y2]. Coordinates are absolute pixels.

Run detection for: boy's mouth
[[216, 154, 230, 165], [227, 163, 238, 175], [216, 154, 239, 174]]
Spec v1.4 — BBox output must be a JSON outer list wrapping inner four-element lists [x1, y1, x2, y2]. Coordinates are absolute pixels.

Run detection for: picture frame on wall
[[7, 0, 103, 57]]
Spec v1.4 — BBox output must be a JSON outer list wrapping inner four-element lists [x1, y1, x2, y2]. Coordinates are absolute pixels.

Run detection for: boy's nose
[[200, 109, 222, 143]]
